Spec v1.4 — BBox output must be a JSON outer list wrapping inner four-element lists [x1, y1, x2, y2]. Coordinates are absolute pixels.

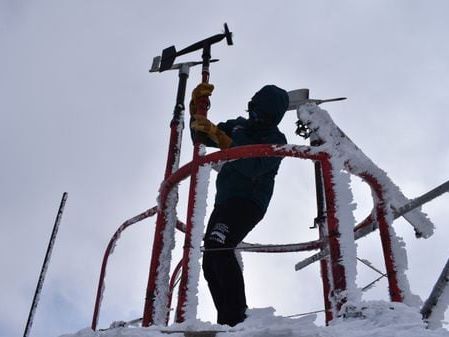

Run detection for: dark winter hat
[[248, 85, 289, 125]]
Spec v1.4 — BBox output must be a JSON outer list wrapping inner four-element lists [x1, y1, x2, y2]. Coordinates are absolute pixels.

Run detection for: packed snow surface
[[62, 301, 449, 337]]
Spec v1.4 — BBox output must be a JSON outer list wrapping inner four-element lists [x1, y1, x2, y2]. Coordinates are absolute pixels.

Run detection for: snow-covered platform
[[62, 302, 449, 337]]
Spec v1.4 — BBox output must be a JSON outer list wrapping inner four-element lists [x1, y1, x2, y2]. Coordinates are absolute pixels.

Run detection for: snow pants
[[202, 198, 265, 326]]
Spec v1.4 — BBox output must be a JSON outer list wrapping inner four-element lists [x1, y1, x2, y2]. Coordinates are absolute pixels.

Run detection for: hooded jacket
[[212, 85, 289, 212]]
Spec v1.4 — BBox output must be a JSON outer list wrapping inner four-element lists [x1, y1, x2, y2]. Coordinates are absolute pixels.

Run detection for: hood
[[249, 85, 289, 126]]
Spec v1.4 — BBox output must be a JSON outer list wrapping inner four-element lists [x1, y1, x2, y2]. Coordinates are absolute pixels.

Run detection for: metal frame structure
[[89, 23, 449, 331], [91, 143, 411, 328], [90, 138, 449, 330]]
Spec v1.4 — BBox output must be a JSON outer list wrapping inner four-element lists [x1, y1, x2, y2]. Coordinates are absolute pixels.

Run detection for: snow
[[61, 301, 449, 337]]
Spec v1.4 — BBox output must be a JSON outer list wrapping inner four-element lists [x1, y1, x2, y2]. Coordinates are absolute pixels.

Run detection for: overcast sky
[[1, 1, 449, 337]]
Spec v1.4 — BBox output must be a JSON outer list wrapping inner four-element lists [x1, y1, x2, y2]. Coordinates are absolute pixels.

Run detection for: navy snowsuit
[[198, 85, 289, 326]]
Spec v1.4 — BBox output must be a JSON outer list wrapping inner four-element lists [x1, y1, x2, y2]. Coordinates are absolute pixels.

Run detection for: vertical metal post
[[167, 259, 184, 324], [314, 161, 334, 323], [360, 173, 403, 302], [175, 44, 212, 323], [23, 192, 68, 337], [142, 66, 190, 327], [320, 157, 348, 312], [311, 135, 334, 324]]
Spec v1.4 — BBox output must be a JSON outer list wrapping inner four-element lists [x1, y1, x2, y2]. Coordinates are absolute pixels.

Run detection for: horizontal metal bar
[[295, 179, 449, 271]]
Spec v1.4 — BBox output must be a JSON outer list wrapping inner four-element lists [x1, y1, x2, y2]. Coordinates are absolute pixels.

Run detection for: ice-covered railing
[[142, 138, 390, 325], [293, 103, 449, 328], [295, 103, 433, 308], [297, 103, 434, 238]]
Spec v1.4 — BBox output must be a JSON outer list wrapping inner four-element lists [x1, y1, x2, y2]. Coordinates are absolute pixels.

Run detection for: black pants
[[202, 198, 265, 326]]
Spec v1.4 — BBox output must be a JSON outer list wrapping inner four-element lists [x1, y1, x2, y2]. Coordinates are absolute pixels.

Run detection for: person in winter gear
[[190, 84, 289, 326], [190, 84, 289, 327]]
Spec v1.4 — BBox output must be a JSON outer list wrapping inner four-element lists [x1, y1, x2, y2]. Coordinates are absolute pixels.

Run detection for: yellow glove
[[191, 115, 232, 149], [192, 83, 214, 102], [189, 83, 214, 115]]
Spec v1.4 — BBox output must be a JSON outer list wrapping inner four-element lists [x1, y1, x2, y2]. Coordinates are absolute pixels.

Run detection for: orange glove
[[189, 83, 214, 115], [191, 115, 232, 149]]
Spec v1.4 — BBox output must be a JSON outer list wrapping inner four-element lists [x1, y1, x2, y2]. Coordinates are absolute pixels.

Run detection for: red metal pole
[[142, 189, 175, 326], [360, 173, 403, 302], [175, 45, 212, 323], [319, 241, 334, 323], [166, 259, 183, 325], [92, 207, 157, 330], [320, 157, 348, 313], [311, 136, 334, 324], [142, 69, 189, 327]]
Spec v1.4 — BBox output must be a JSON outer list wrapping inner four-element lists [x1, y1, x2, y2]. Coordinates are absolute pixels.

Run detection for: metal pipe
[[23, 192, 68, 337], [91, 207, 157, 330]]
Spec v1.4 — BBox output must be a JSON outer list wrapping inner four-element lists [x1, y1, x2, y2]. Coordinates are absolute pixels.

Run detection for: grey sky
[[1, 1, 449, 337]]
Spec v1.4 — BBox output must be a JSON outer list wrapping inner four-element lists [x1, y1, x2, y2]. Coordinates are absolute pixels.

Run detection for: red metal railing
[[359, 172, 403, 302], [92, 144, 406, 329], [142, 144, 356, 325], [91, 207, 158, 331]]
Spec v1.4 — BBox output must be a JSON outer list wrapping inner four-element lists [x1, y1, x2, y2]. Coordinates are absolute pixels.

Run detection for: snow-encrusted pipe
[[297, 181, 446, 271], [152, 185, 182, 324], [422, 257, 449, 329], [182, 164, 211, 321], [346, 158, 434, 240], [142, 190, 182, 325], [361, 173, 403, 303], [333, 166, 359, 305], [312, 156, 336, 324], [142, 69, 188, 327], [313, 132, 360, 315], [320, 157, 360, 314], [361, 172, 422, 307], [151, 104, 185, 324], [143, 173, 189, 326], [174, 142, 208, 323], [297, 103, 434, 239]]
